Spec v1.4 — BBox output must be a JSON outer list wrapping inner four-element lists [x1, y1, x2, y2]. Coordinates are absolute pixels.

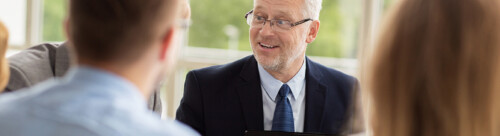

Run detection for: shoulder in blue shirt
[[0, 66, 199, 136]]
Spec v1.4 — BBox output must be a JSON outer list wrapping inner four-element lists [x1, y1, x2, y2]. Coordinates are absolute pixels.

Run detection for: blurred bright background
[[0, 0, 398, 118]]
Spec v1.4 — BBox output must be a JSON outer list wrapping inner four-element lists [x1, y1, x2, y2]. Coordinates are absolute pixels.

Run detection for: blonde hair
[[364, 0, 500, 135], [0, 21, 9, 91]]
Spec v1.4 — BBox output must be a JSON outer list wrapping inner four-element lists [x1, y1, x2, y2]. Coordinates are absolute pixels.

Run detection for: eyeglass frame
[[244, 10, 313, 31]]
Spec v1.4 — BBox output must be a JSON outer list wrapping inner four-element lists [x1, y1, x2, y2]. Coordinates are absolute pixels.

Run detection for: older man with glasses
[[176, 0, 358, 135]]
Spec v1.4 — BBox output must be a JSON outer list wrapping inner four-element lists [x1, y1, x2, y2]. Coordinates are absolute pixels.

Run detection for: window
[[42, 0, 66, 42], [384, 0, 399, 12], [0, 0, 27, 46]]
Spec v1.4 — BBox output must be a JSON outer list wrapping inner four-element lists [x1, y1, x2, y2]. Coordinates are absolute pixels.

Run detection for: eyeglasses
[[244, 10, 312, 32]]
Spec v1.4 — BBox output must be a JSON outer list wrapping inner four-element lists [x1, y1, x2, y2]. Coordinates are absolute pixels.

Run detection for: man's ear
[[306, 20, 320, 44], [159, 27, 176, 61]]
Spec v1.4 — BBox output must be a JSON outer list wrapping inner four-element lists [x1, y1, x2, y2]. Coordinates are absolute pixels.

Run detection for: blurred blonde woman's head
[[364, 0, 500, 135], [0, 21, 9, 91]]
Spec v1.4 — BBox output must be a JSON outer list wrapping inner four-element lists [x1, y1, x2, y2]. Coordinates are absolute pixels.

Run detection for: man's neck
[[264, 57, 305, 83]]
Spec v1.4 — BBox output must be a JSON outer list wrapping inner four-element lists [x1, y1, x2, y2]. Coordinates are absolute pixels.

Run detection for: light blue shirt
[[258, 60, 306, 132], [0, 66, 199, 136]]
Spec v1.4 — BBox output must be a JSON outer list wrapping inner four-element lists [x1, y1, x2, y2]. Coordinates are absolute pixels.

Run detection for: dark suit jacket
[[176, 55, 357, 136]]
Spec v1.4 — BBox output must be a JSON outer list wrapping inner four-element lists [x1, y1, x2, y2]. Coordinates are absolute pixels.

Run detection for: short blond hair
[[0, 21, 9, 91]]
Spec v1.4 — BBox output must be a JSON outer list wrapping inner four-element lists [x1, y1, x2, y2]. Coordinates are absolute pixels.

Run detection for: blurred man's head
[[65, 0, 185, 95], [67, 0, 181, 68], [248, 0, 321, 72]]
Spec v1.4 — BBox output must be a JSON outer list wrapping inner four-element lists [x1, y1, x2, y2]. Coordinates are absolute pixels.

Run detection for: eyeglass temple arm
[[245, 10, 254, 19], [292, 19, 313, 26]]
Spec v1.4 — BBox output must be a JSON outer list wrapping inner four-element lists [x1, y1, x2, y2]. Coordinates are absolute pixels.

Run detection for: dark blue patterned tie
[[271, 84, 294, 132]]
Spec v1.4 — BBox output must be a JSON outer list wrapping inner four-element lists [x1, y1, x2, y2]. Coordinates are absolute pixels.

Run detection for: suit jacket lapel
[[236, 56, 264, 131], [304, 57, 327, 132], [54, 42, 71, 77]]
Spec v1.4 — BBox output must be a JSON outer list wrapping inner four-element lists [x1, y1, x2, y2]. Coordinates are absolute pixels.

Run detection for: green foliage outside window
[[43, 0, 66, 42], [384, 0, 398, 11]]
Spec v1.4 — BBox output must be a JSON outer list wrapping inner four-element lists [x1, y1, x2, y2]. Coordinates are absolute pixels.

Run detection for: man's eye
[[276, 20, 287, 25], [255, 16, 265, 21]]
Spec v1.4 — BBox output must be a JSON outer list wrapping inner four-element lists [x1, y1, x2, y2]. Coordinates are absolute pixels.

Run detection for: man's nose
[[259, 21, 275, 36]]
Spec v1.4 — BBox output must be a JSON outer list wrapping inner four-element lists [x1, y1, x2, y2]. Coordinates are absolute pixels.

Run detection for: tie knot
[[278, 84, 291, 97]]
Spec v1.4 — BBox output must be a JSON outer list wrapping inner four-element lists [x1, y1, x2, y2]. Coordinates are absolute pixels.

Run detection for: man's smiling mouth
[[259, 42, 278, 49]]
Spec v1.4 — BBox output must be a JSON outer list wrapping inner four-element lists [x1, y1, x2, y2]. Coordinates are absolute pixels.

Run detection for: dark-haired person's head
[[65, 0, 184, 97]]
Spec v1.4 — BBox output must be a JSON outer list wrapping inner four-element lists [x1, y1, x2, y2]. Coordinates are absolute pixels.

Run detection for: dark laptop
[[245, 130, 338, 136]]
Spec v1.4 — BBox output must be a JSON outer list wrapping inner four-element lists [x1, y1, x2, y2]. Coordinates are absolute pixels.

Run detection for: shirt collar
[[65, 65, 146, 106], [258, 59, 307, 101]]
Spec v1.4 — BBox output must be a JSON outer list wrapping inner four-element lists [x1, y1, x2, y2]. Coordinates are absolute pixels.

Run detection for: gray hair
[[303, 0, 322, 20]]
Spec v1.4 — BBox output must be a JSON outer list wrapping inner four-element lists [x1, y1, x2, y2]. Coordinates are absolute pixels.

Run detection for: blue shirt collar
[[64, 65, 146, 105], [258, 59, 306, 101]]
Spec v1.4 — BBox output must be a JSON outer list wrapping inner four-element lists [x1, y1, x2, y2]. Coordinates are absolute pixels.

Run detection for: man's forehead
[[253, 0, 304, 17]]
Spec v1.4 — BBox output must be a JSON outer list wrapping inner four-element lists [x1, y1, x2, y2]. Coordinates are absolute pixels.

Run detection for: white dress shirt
[[258, 60, 306, 132]]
